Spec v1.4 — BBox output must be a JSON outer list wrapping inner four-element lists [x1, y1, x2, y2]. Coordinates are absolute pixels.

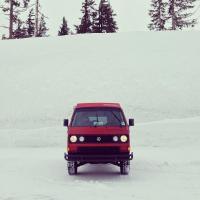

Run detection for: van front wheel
[[67, 161, 78, 175], [120, 161, 130, 175]]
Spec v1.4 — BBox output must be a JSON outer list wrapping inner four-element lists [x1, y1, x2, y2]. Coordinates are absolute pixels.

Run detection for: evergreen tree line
[[148, 0, 197, 31], [13, 9, 48, 39], [0, 0, 118, 39], [0, 0, 48, 39], [58, 0, 118, 36]]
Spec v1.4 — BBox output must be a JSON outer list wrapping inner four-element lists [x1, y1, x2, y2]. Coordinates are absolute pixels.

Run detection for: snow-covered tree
[[1, 0, 30, 39], [26, 8, 35, 37], [148, 0, 167, 31], [37, 14, 48, 37], [58, 17, 70, 36], [98, 0, 118, 33], [168, 0, 197, 30], [75, 0, 97, 33]]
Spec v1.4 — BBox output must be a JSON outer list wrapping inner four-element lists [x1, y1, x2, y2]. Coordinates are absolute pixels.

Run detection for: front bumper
[[64, 152, 133, 162]]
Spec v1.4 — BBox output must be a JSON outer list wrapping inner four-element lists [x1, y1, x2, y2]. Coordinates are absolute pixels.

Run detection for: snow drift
[[1, 32, 200, 129]]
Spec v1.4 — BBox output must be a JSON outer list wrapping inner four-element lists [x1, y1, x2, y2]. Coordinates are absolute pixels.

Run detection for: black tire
[[68, 161, 78, 175], [120, 161, 130, 175]]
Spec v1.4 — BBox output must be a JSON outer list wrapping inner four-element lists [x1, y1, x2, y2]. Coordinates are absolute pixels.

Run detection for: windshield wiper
[[111, 111, 124, 127]]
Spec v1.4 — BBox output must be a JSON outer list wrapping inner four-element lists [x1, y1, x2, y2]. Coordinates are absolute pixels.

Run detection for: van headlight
[[70, 136, 77, 143], [120, 135, 128, 142]]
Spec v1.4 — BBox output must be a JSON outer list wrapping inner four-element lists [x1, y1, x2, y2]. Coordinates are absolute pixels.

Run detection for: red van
[[64, 103, 134, 175]]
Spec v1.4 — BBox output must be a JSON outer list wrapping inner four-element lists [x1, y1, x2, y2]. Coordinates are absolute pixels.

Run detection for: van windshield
[[71, 108, 126, 127]]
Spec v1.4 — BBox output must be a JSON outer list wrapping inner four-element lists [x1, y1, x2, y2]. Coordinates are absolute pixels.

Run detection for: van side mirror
[[129, 119, 134, 126], [63, 119, 69, 127]]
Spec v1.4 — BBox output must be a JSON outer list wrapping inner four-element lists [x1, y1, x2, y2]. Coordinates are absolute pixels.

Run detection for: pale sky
[[41, 0, 150, 34], [0, 0, 199, 37], [0, 0, 150, 37]]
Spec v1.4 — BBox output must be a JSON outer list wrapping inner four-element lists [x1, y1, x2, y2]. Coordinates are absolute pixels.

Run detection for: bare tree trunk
[[35, 0, 39, 36], [9, 0, 13, 39], [99, 9, 102, 32], [170, 0, 176, 30]]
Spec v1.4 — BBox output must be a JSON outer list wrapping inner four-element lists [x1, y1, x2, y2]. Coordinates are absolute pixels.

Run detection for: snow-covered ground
[[0, 32, 200, 200], [0, 117, 200, 200]]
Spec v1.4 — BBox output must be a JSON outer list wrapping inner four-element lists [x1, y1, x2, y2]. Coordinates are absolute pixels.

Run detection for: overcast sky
[[0, 0, 200, 37], [42, 0, 150, 34], [0, 0, 150, 36]]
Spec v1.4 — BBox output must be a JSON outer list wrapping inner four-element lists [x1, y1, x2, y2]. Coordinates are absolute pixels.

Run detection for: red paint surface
[[66, 103, 131, 153]]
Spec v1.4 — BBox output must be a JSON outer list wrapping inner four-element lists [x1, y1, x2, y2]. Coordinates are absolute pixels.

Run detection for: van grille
[[69, 135, 129, 144], [85, 135, 114, 143]]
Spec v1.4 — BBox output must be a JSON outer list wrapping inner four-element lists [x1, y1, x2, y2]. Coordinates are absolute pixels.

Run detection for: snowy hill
[[0, 32, 200, 200], [1, 32, 200, 129]]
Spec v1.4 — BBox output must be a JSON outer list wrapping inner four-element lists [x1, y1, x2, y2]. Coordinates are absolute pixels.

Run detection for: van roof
[[75, 103, 121, 109]]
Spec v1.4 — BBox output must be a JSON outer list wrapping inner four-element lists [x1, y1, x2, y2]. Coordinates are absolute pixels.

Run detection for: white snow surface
[[0, 32, 200, 200]]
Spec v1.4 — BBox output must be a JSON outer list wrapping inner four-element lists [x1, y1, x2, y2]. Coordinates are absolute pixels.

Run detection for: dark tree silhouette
[[97, 0, 118, 33], [75, 0, 97, 33], [148, 0, 167, 31], [26, 8, 35, 37], [37, 14, 48, 37], [168, 0, 197, 30], [58, 17, 70, 36], [1, 0, 30, 39]]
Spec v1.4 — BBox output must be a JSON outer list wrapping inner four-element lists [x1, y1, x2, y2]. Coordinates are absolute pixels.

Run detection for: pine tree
[[91, 8, 100, 33], [32, 0, 48, 37], [98, 0, 118, 33], [1, 0, 30, 39], [75, 0, 97, 33], [26, 8, 35, 37], [37, 14, 48, 37], [168, 0, 197, 30], [148, 0, 167, 31], [58, 17, 70, 36], [13, 19, 27, 39]]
